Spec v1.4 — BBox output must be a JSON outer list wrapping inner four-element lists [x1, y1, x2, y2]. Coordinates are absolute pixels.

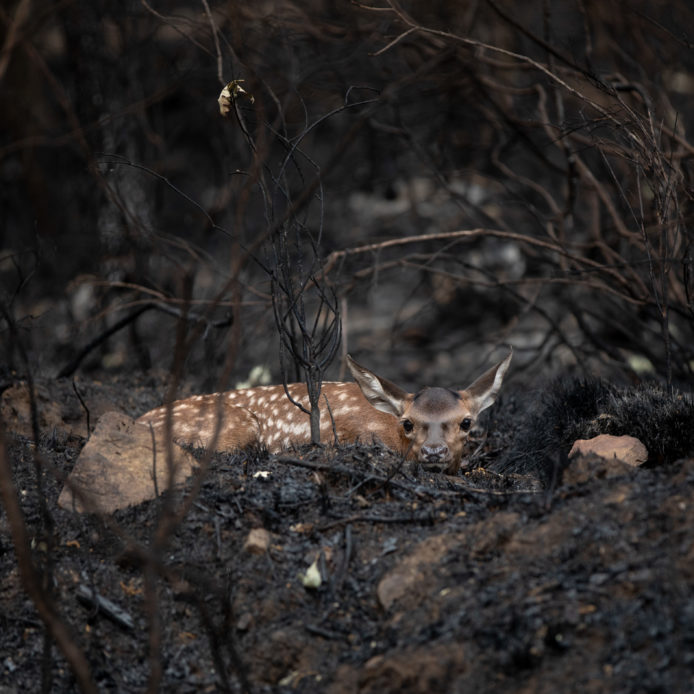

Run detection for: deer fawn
[[136, 351, 512, 474]]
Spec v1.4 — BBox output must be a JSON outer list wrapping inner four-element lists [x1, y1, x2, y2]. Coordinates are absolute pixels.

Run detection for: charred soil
[[1, 377, 693, 693]]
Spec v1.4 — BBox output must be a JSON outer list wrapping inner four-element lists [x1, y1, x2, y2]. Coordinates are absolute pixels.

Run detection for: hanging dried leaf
[[218, 79, 254, 118]]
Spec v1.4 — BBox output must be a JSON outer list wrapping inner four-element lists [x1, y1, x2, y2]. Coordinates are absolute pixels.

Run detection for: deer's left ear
[[461, 349, 513, 415], [346, 354, 410, 417]]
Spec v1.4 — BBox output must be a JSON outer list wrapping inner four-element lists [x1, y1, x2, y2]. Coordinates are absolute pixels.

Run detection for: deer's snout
[[420, 443, 450, 467]]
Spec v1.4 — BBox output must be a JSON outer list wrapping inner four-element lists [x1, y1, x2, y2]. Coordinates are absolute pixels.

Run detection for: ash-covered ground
[[1, 375, 693, 693]]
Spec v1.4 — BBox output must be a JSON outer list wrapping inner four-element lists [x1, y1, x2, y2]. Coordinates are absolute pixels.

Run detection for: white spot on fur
[[286, 421, 310, 438]]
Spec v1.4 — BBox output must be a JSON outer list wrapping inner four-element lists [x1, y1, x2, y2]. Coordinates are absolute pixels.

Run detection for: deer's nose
[[421, 444, 449, 464]]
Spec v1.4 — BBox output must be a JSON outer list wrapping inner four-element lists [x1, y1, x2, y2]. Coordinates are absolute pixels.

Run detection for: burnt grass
[[2, 380, 694, 693]]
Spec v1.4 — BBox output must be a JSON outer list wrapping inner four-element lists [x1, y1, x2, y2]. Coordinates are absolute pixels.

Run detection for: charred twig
[[75, 584, 135, 631], [305, 624, 345, 640], [317, 511, 441, 531], [332, 523, 353, 594], [71, 380, 90, 435], [276, 455, 424, 498], [197, 606, 234, 694]]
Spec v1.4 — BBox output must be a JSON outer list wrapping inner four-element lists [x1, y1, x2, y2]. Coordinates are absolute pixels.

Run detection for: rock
[[564, 434, 648, 485], [57, 411, 198, 513], [570, 434, 648, 467], [244, 527, 271, 555], [236, 612, 253, 631]]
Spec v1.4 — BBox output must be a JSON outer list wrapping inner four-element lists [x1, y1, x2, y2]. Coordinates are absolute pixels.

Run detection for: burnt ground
[[1, 377, 693, 693]]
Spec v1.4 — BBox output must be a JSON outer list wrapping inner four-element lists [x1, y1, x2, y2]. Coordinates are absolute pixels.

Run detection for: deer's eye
[[402, 419, 414, 433], [460, 417, 472, 432]]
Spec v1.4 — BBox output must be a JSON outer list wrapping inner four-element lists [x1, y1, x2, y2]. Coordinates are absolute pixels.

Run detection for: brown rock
[[570, 434, 648, 467], [564, 434, 648, 485], [244, 527, 271, 555], [58, 411, 198, 513]]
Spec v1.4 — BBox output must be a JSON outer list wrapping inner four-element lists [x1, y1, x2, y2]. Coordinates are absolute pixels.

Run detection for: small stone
[[243, 527, 271, 554], [236, 612, 253, 631]]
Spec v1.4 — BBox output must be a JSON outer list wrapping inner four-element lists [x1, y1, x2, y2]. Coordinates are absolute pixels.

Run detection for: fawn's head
[[346, 351, 512, 474]]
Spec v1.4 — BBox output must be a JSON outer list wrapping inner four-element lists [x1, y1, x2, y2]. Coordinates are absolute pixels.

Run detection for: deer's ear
[[346, 354, 410, 417], [461, 349, 513, 415]]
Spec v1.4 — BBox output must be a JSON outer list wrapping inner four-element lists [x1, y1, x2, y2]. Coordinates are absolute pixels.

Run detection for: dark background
[[2, 0, 694, 392]]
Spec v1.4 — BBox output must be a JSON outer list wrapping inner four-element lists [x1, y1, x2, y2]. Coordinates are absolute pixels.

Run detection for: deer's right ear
[[346, 354, 410, 417], [463, 349, 513, 415]]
